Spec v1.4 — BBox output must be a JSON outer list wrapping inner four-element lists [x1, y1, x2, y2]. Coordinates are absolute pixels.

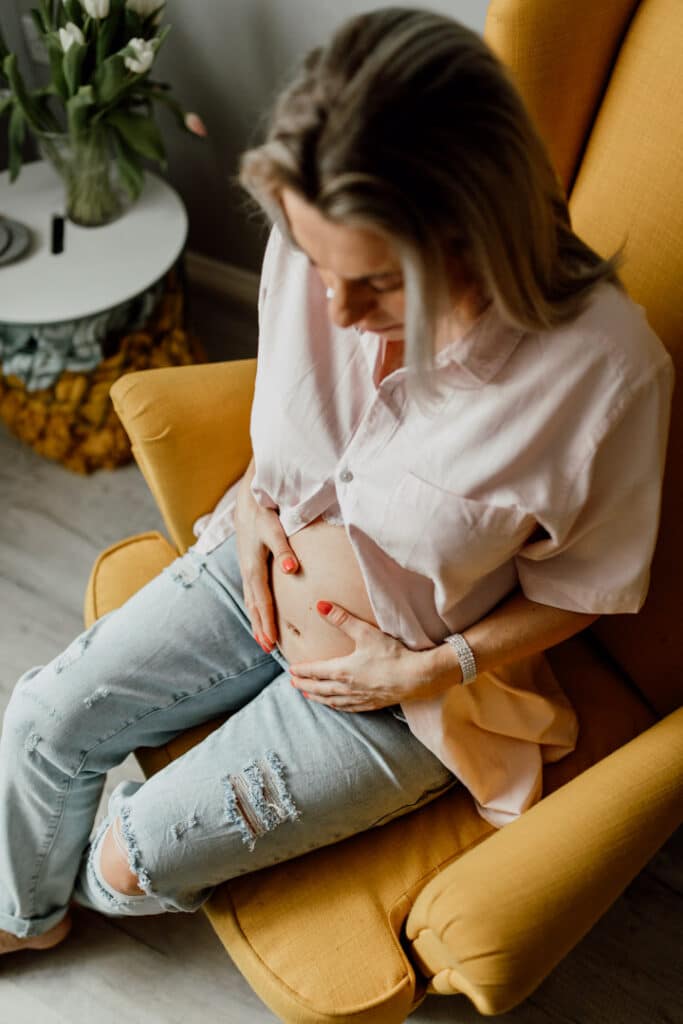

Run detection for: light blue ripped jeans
[[0, 530, 457, 939]]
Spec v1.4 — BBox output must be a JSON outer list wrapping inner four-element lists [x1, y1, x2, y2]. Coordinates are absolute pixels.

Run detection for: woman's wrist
[[411, 641, 464, 698], [436, 640, 465, 687]]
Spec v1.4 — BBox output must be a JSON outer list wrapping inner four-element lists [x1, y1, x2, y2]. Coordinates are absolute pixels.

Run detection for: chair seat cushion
[[87, 534, 655, 1024]]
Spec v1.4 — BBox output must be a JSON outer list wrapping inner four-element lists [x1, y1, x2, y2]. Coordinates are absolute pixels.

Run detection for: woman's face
[[280, 187, 406, 341]]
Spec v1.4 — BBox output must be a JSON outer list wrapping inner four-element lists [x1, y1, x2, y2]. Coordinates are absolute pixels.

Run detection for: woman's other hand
[[234, 459, 299, 652], [288, 601, 461, 711]]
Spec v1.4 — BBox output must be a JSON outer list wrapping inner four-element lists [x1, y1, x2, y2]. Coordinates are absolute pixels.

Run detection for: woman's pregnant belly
[[267, 516, 379, 665]]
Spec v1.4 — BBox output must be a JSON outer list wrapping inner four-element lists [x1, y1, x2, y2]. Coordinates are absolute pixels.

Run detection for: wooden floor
[[0, 285, 680, 1022]]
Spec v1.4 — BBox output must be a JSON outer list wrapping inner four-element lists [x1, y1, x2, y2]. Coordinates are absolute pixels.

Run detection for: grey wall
[[157, 0, 490, 271], [1, 1, 490, 271]]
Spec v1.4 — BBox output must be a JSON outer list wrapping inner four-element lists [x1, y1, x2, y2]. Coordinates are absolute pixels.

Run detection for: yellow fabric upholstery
[[83, 532, 177, 628], [109, 358, 256, 554], [84, 0, 683, 1018], [485, 0, 641, 194], [406, 707, 683, 1015], [568, 0, 683, 342], [486, 0, 683, 718], [566, 0, 683, 716]]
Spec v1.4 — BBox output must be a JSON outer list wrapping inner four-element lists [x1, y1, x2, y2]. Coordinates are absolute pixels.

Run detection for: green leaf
[[66, 83, 95, 141], [37, 1, 53, 34], [96, 2, 123, 66], [33, 86, 59, 102], [61, 0, 82, 27], [148, 87, 187, 133], [151, 24, 172, 57], [106, 108, 166, 163], [111, 125, 145, 201], [0, 31, 9, 88], [31, 89, 64, 133], [124, 10, 144, 40], [30, 10, 49, 52], [93, 53, 128, 105], [45, 32, 69, 100], [8, 103, 26, 182], [125, 96, 151, 120], [3, 52, 60, 132], [63, 40, 87, 97], [0, 92, 12, 118]]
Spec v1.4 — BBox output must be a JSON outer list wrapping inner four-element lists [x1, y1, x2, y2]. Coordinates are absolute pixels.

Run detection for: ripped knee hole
[[224, 751, 301, 852]]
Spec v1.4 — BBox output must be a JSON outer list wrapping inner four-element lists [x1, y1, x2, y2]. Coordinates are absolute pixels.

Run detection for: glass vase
[[36, 125, 133, 228]]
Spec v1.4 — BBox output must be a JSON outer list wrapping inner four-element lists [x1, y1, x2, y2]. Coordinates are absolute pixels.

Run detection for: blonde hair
[[238, 7, 625, 411]]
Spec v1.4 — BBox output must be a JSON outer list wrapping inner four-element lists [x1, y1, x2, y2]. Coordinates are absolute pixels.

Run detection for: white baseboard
[[184, 250, 260, 310]]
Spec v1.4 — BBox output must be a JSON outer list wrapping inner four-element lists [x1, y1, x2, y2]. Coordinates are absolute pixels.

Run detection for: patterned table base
[[0, 268, 207, 474]]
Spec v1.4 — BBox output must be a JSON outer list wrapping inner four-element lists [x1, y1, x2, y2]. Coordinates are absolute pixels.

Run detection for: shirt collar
[[434, 300, 527, 388], [359, 301, 527, 390]]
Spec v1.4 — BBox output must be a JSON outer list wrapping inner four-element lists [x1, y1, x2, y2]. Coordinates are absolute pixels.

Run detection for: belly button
[[285, 622, 301, 636]]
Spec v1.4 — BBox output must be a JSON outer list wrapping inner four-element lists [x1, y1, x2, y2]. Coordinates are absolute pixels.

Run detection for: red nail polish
[[303, 691, 310, 698], [317, 601, 333, 615]]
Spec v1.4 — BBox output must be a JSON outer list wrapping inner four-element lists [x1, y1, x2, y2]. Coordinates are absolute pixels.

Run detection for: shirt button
[[339, 469, 354, 483]]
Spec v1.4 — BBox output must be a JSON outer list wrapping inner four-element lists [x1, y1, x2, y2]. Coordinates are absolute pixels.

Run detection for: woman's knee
[[2, 675, 51, 752], [2, 668, 91, 778]]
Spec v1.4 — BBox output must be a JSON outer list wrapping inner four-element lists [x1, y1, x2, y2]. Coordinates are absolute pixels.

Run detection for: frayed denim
[[0, 531, 456, 938]]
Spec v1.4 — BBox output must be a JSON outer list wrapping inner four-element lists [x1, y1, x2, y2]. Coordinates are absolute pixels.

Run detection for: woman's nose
[[327, 280, 375, 329]]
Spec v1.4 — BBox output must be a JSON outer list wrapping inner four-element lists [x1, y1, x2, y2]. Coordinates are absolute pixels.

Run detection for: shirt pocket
[[378, 472, 535, 587]]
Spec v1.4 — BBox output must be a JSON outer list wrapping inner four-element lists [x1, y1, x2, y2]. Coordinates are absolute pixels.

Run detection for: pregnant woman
[[0, 8, 673, 955]]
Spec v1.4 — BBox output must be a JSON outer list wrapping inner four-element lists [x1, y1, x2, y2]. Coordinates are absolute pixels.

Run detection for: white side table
[[0, 160, 196, 473], [0, 159, 188, 323]]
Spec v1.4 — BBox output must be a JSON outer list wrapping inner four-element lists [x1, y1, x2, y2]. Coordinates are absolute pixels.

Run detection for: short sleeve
[[515, 359, 674, 614]]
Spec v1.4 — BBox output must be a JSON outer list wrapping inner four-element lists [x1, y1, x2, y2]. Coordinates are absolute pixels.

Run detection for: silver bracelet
[[444, 633, 478, 685]]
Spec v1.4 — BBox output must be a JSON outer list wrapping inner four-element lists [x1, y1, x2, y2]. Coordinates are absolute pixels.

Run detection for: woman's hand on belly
[[269, 518, 456, 711], [288, 598, 454, 712], [233, 467, 301, 651], [268, 517, 378, 665]]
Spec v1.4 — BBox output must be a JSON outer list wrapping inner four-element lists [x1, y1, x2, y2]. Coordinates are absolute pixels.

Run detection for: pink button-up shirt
[[192, 224, 674, 827]]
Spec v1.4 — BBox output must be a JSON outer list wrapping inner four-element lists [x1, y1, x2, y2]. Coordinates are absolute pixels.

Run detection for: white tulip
[[58, 22, 85, 53], [126, 0, 165, 16], [81, 0, 110, 17], [124, 37, 156, 75]]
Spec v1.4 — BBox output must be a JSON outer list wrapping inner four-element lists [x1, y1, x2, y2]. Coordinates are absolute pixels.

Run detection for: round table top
[[0, 160, 188, 325]]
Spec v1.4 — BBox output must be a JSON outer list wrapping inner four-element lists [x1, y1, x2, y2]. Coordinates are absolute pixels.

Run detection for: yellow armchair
[[86, 0, 683, 1019]]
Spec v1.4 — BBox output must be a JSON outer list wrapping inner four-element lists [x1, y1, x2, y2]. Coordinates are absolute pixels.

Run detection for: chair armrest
[[405, 707, 683, 1015], [110, 359, 257, 552]]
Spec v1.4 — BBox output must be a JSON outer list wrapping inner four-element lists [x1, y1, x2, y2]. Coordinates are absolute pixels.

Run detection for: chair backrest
[[484, 0, 683, 716]]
